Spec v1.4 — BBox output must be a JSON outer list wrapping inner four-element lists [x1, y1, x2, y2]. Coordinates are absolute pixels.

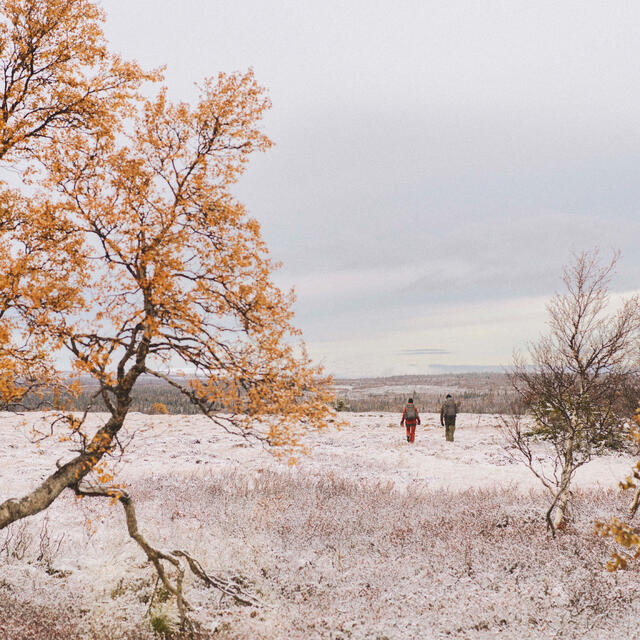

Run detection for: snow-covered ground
[[1, 412, 639, 639], [0, 411, 631, 495]]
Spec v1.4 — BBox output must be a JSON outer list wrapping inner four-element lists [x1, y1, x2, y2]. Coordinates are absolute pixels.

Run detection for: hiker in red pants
[[401, 398, 420, 443]]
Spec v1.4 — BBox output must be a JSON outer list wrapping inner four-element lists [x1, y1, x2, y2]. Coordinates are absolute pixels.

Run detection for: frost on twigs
[[3, 470, 640, 639]]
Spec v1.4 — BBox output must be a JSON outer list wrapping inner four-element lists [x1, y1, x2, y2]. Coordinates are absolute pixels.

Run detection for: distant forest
[[14, 373, 518, 415], [17, 376, 201, 415], [332, 373, 518, 414]]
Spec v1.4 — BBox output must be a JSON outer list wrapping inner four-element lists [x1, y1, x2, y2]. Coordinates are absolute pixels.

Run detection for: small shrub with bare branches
[[504, 250, 640, 533]]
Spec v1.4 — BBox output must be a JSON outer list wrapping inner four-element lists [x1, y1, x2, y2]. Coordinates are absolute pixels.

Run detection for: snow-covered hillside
[[1, 412, 638, 639]]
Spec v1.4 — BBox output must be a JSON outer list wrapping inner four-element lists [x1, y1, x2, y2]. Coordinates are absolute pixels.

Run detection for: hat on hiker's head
[[408, 398, 413, 403], [446, 394, 452, 398]]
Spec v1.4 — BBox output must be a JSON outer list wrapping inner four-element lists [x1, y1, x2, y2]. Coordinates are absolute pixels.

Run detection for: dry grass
[[1, 471, 639, 639]]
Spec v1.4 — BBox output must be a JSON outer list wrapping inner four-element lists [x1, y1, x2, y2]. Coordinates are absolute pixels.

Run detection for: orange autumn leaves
[[596, 409, 640, 571], [0, 0, 333, 456], [0, 0, 151, 407], [0, 0, 152, 161]]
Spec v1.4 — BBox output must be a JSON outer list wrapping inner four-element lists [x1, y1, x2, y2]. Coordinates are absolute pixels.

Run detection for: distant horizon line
[[330, 364, 509, 379], [56, 364, 511, 381]]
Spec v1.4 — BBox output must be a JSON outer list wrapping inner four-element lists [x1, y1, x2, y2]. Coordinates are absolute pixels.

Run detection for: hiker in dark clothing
[[401, 398, 420, 443], [440, 394, 458, 442]]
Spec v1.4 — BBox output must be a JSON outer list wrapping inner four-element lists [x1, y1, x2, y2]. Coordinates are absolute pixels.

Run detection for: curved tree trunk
[[0, 413, 126, 530], [0, 321, 151, 530]]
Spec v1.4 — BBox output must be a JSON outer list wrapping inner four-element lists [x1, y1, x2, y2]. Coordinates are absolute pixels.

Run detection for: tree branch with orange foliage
[[0, 0, 333, 627], [0, 0, 153, 409]]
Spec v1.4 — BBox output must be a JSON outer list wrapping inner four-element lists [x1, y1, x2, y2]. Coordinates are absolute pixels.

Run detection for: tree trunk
[[552, 435, 575, 531], [0, 336, 148, 531], [0, 412, 126, 530], [553, 483, 571, 530]]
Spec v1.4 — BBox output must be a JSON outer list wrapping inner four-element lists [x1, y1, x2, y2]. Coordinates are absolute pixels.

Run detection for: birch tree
[[503, 251, 640, 534], [0, 0, 333, 628]]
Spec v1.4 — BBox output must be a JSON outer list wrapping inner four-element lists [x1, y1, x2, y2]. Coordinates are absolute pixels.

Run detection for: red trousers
[[405, 423, 416, 443]]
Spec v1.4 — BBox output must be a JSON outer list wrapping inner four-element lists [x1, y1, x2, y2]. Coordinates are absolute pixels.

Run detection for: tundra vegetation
[[0, 0, 331, 631], [503, 251, 640, 533], [2, 465, 640, 639]]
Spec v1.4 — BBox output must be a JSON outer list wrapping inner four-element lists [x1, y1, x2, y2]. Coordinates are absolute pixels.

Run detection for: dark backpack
[[405, 404, 417, 420], [443, 399, 457, 417]]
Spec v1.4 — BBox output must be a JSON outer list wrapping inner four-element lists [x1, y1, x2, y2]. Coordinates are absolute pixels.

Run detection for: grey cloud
[[101, 0, 640, 374], [396, 349, 451, 356]]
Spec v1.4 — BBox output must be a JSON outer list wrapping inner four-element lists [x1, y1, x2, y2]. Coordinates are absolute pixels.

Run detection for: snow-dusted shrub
[[0, 514, 65, 571], [2, 470, 640, 639]]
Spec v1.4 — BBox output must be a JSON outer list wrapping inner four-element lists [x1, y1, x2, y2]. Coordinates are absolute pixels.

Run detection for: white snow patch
[[0, 411, 632, 496]]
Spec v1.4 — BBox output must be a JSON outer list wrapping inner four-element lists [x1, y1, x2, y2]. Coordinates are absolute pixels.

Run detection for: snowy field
[[1, 412, 640, 639]]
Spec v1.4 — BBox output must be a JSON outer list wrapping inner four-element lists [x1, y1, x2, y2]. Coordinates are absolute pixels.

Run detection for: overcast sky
[[102, 1, 640, 376]]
